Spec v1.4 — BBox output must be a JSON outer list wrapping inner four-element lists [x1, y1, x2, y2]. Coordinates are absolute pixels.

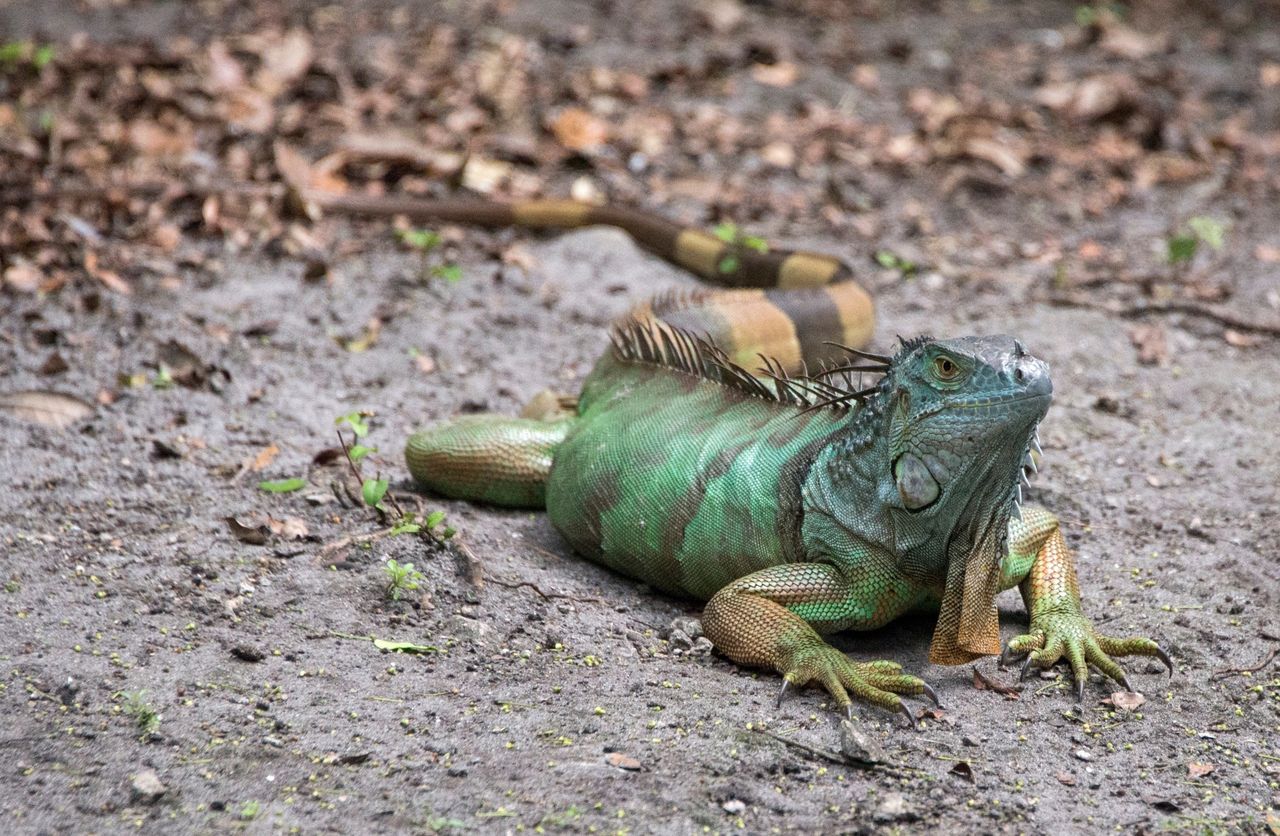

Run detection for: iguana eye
[[933, 356, 960, 381]]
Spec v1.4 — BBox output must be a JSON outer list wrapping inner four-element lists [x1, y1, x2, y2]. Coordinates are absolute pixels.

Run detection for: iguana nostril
[[1015, 368, 1025, 382]]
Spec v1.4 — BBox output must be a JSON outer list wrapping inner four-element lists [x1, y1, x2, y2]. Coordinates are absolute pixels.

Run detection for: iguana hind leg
[[405, 414, 573, 508], [998, 506, 1173, 698], [702, 562, 936, 726]]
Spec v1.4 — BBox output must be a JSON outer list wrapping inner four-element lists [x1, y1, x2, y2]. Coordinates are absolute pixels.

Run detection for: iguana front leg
[[702, 563, 937, 726], [999, 506, 1173, 698]]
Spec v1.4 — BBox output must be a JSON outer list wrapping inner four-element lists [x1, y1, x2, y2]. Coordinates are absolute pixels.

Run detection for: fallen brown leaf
[[0, 390, 94, 428], [751, 61, 798, 87], [551, 108, 609, 153], [1056, 771, 1076, 786], [972, 667, 1021, 699], [1224, 329, 1261, 348], [225, 513, 271, 545], [269, 516, 309, 540], [1187, 761, 1214, 779], [1106, 691, 1146, 711], [251, 443, 281, 471], [3, 260, 42, 293], [1129, 323, 1169, 366], [605, 752, 642, 771]]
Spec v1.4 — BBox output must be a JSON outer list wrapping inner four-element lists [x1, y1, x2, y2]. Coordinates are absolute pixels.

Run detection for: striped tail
[[312, 193, 876, 372]]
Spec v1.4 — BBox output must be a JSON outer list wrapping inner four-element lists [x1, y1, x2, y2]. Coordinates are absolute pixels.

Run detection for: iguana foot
[[778, 646, 935, 727], [1003, 613, 1173, 699]]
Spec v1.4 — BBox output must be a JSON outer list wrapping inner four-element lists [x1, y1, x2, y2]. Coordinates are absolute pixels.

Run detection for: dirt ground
[[2, 0, 1279, 833]]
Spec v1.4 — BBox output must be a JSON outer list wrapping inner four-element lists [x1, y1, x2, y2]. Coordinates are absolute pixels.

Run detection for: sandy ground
[[2, 1, 1279, 833]]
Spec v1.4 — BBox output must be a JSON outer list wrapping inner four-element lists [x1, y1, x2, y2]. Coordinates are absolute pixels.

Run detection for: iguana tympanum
[[318, 193, 1172, 725]]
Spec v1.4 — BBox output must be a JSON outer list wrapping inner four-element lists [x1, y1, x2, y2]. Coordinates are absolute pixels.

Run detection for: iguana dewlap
[[321, 193, 1173, 725]]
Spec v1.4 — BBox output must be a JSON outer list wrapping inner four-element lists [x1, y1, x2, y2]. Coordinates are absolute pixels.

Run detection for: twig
[[1048, 293, 1280, 338], [318, 526, 396, 557], [333, 428, 483, 589], [1210, 646, 1280, 681], [485, 575, 604, 604], [337, 429, 406, 518]]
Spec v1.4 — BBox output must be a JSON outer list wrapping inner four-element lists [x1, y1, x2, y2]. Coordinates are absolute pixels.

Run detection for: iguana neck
[[799, 401, 1021, 587]]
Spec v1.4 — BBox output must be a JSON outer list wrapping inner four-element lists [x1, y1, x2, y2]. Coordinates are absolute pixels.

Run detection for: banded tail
[[312, 192, 875, 371]]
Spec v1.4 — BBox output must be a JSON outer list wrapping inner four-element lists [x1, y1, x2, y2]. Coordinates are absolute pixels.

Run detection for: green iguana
[[315, 192, 1173, 726]]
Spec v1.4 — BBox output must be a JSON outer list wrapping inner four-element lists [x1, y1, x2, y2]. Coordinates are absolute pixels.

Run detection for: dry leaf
[[205, 40, 245, 92], [251, 443, 281, 471], [751, 61, 798, 87], [269, 516, 309, 540], [225, 513, 270, 545], [1224, 329, 1261, 348], [0, 390, 94, 428], [551, 108, 608, 152], [461, 157, 512, 195], [1129, 323, 1169, 366], [84, 251, 131, 295], [256, 29, 313, 95], [1100, 25, 1169, 60], [1187, 761, 1214, 779], [1056, 771, 1077, 786], [1108, 691, 1146, 711], [605, 752, 642, 771], [339, 132, 463, 176], [964, 137, 1025, 177], [972, 667, 1021, 699], [3, 260, 43, 293]]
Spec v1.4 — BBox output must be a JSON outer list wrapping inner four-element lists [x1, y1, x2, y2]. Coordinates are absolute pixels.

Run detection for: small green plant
[[120, 690, 160, 735], [875, 249, 918, 276], [336, 411, 370, 438], [0, 41, 54, 70], [362, 477, 389, 511], [1167, 216, 1225, 266], [239, 800, 261, 821], [1075, 2, 1126, 27], [151, 367, 174, 390], [384, 559, 425, 600], [397, 228, 464, 283], [712, 222, 769, 275]]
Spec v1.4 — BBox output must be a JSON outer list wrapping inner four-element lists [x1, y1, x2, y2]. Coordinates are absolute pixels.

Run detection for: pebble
[[131, 769, 166, 804], [722, 799, 746, 815], [1073, 749, 1095, 762]]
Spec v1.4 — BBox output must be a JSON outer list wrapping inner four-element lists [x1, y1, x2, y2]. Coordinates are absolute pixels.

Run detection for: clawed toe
[[897, 701, 917, 730], [921, 682, 941, 708], [1155, 645, 1175, 678]]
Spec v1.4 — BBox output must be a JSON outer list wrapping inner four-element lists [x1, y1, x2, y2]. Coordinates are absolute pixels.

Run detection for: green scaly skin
[[406, 332, 1172, 726]]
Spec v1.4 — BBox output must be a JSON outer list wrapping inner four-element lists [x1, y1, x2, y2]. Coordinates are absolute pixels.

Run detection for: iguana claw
[[1006, 614, 1172, 699], [776, 677, 792, 708], [898, 702, 917, 730], [921, 682, 941, 708]]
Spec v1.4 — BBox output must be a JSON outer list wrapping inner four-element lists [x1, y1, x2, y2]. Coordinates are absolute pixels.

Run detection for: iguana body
[[328, 193, 1171, 723]]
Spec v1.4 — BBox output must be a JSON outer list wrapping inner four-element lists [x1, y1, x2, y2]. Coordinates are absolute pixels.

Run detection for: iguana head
[[812, 334, 1052, 664], [885, 334, 1051, 663]]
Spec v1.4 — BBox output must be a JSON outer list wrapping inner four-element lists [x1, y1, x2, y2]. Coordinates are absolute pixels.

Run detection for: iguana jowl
[[319, 193, 1173, 724]]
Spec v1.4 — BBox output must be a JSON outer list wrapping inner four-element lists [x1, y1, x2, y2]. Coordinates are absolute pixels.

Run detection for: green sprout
[[336, 411, 370, 438], [384, 559, 425, 601], [120, 690, 160, 735], [397, 228, 463, 283], [712, 222, 769, 275], [875, 249, 918, 276], [1167, 216, 1226, 266]]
